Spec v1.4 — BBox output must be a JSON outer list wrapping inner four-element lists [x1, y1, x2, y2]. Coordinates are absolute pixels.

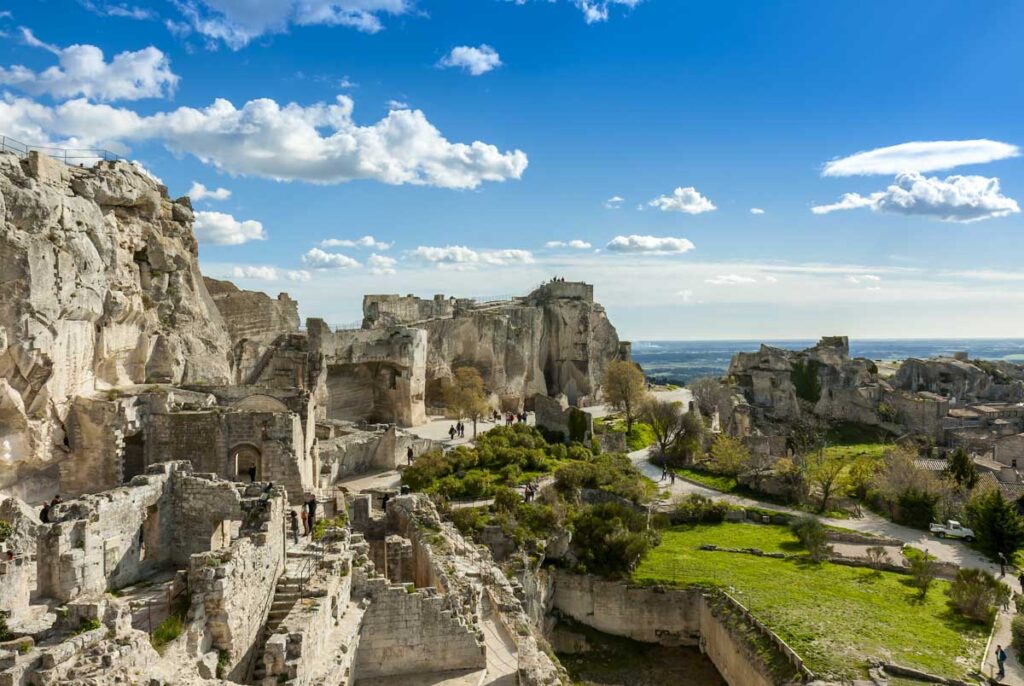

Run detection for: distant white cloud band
[[545, 239, 592, 249], [823, 139, 1019, 177], [320, 235, 392, 250], [812, 172, 1020, 223], [231, 265, 311, 282], [705, 274, 756, 285], [1, 93, 528, 189], [438, 45, 502, 76], [411, 245, 534, 268], [188, 181, 231, 201], [606, 235, 695, 254], [302, 248, 360, 269], [749, 207, 765, 215], [194, 211, 266, 245], [648, 186, 716, 214], [0, 29, 178, 101], [172, 0, 413, 49]]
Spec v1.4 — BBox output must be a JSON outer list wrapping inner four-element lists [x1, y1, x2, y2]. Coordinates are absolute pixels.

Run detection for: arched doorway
[[231, 444, 262, 482]]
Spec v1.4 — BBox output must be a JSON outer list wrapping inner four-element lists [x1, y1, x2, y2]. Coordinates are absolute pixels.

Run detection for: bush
[[0, 520, 12, 543], [570, 502, 658, 578], [947, 568, 1009, 623], [493, 487, 522, 513], [908, 554, 937, 599], [788, 515, 830, 562], [1013, 616, 1024, 651], [671, 494, 729, 524]]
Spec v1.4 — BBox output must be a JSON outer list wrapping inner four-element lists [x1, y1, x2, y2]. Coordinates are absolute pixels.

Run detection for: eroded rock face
[[893, 357, 1024, 403], [0, 152, 232, 495], [364, 281, 624, 409]]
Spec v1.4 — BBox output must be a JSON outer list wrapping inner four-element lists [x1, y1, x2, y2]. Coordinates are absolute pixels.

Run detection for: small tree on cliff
[[602, 360, 647, 433], [689, 376, 729, 418], [947, 447, 979, 491], [443, 367, 489, 438]]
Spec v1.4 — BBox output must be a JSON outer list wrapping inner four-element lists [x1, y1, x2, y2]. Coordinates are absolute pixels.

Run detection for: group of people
[[659, 464, 677, 485], [38, 494, 63, 523], [288, 495, 320, 545], [448, 422, 466, 440], [523, 480, 540, 502], [492, 409, 528, 426]]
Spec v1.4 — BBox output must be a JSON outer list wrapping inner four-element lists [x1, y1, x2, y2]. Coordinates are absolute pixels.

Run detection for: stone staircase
[[250, 554, 310, 683]]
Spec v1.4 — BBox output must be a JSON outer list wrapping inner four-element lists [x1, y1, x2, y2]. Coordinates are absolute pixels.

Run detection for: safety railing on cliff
[[0, 134, 121, 164]]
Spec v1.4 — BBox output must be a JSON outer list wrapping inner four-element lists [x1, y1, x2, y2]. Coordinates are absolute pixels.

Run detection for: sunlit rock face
[[0, 152, 232, 497]]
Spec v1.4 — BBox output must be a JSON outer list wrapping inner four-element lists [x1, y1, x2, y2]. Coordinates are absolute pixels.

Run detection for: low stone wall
[[550, 570, 809, 686]]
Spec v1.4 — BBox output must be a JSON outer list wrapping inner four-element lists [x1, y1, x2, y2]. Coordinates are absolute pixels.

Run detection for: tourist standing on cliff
[[407, 446, 414, 465], [289, 511, 300, 545]]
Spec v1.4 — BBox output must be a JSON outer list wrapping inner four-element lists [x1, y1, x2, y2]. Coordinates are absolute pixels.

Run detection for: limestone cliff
[[0, 152, 232, 495], [363, 281, 624, 409]]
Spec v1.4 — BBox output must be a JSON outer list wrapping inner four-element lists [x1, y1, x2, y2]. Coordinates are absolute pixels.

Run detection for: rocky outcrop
[[364, 281, 624, 409], [204, 277, 299, 383], [0, 152, 232, 497], [893, 357, 1024, 404]]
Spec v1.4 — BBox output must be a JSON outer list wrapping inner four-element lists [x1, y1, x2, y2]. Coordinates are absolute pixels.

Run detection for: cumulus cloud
[[605, 235, 695, 255], [574, 0, 642, 23], [231, 265, 312, 282], [705, 274, 757, 285], [193, 211, 266, 245], [320, 235, 392, 250], [302, 248, 360, 269], [749, 207, 765, 215], [367, 253, 397, 274], [544, 239, 592, 249], [386, 99, 409, 110], [410, 245, 534, 269], [603, 195, 624, 209], [2, 93, 528, 189], [0, 29, 178, 101], [823, 139, 1020, 177], [171, 0, 414, 49], [438, 45, 502, 76], [647, 187, 716, 214], [812, 172, 1020, 222], [188, 181, 231, 201]]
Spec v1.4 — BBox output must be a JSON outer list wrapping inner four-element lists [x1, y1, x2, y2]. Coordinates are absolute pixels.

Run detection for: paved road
[[630, 445, 1022, 683]]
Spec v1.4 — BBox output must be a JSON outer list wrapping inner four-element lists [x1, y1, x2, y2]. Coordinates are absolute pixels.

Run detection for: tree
[[909, 553, 937, 599], [865, 545, 887, 570], [708, 434, 749, 476], [948, 568, 1009, 622], [872, 447, 944, 525], [602, 360, 647, 433], [806, 451, 849, 513], [443, 367, 490, 438], [689, 376, 728, 418], [789, 515, 830, 562], [964, 487, 1024, 561], [947, 447, 979, 491], [642, 398, 704, 465], [788, 414, 826, 457]]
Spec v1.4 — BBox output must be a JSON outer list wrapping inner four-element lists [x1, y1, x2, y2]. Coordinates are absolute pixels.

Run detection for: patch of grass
[[74, 618, 102, 635], [674, 467, 739, 493], [312, 515, 347, 541], [0, 520, 12, 543], [150, 592, 190, 653], [823, 442, 890, 462], [633, 522, 988, 681]]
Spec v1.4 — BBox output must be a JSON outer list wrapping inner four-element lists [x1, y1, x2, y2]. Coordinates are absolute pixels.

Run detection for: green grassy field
[[673, 467, 739, 493], [633, 522, 988, 681], [823, 442, 891, 462]]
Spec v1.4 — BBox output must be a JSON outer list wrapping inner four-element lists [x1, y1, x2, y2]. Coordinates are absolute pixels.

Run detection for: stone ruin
[[0, 150, 625, 685]]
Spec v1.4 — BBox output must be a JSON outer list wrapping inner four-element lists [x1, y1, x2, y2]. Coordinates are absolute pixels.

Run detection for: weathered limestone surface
[[0, 152, 232, 497], [205, 277, 300, 384], [363, 281, 624, 410], [893, 357, 1024, 404]]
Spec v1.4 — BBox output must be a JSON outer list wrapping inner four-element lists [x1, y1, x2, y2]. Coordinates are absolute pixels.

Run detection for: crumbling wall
[[533, 393, 593, 442]]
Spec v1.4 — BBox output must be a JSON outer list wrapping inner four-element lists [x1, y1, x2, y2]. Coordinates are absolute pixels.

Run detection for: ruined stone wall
[[0, 152, 233, 498], [533, 393, 593, 442], [188, 488, 286, 681], [362, 293, 458, 328], [146, 410, 228, 475], [884, 391, 949, 442]]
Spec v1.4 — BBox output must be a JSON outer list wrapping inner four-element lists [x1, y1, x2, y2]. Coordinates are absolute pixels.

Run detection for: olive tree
[[602, 360, 647, 432]]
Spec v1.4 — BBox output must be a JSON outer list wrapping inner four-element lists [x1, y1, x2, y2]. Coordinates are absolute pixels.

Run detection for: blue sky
[[2, 0, 1024, 339]]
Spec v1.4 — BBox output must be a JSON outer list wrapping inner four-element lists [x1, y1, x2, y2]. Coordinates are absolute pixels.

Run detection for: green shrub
[[493, 487, 522, 513], [947, 568, 1008, 623], [0, 521, 12, 543], [74, 618, 102, 635], [1012, 616, 1024, 651], [789, 515, 830, 562], [895, 488, 939, 529], [151, 615, 184, 652], [312, 515, 348, 541], [791, 360, 822, 403], [570, 502, 658, 578], [671, 494, 729, 524]]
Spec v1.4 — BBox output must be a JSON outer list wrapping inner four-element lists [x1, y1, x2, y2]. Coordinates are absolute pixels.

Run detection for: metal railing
[[0, 134, 121, 165]]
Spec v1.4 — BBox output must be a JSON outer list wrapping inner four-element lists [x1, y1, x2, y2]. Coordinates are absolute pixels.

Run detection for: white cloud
[[411, 245, 534, 269], [188, 181, 231, 201], [320, 235, 392, 250], [172, 0, 414, 49], [81, 2, 157, 20], [544, 239, 592, 249], [846, 274, 882, 284], [386, 99, 409, 110], [677, 289, 695, 304], [574, 0, 642, 23], [705, 274, 757, 285], [4, 93, 528, 189], [231, 265, 311, 282], [812, 172, 1019, 223], [338, 76, 358, 89], [193, 211, 266, 245], [647, 186, 716, 214], [823, 139, 1019, 177], [438, 45, 502, 76], [749, 207, 765, 215], [603, 195, 624, 209], [302, 248, 360, 269], [764, 275, 778, 283], [0, 30, 177, 101], [605, 235, 695, 255], [367, 253, 397, 275]]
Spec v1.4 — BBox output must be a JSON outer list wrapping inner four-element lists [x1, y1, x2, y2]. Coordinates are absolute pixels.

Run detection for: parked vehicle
[[929, 520, 975, 541]]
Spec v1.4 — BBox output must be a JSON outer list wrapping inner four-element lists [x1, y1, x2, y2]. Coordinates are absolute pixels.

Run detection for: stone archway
[[230, 443, 262, 482]]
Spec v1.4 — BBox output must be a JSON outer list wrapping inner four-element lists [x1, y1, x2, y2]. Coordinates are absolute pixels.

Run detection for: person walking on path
[[307, 495, 318, 536], [300, 509, 308, 536], [660, 464, 668, 482], [407, 446, 414, 465], [996, 644, 1007, 679], [999, 552, 1008, 577], [449, 425, 457, 440], [248, 465, 257, 482], [289, 510, 300, 545], [670, 470, 676, 485]]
